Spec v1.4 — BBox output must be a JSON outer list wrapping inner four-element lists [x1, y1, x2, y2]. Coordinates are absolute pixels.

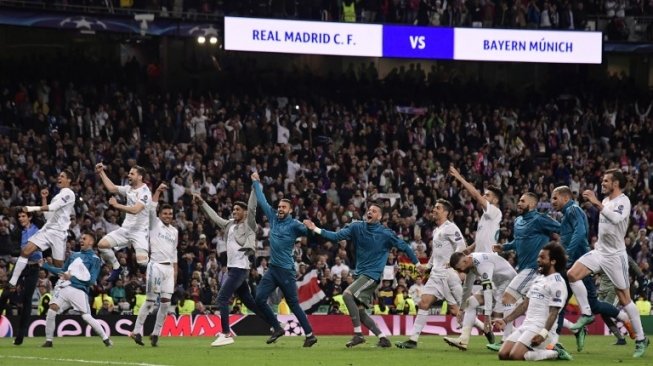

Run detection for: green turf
[[0, 335, 648, 366]]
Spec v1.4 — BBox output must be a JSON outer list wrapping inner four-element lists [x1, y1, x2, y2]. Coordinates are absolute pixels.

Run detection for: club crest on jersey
[[454, 231, 462, 241], [142, 195, 149, 203]]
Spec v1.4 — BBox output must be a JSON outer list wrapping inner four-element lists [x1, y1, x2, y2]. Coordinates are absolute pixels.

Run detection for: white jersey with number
[[523, 273, 567, 329], [597, 193, 630, 256], [428, 220, 466, 278], [149, 217, 177, 265], [226, 225, 251, 269], [475, 203, 502, 253], [471, 252, 517, 287], [43, 187, 75, 231], [117, 184, 151, 229]]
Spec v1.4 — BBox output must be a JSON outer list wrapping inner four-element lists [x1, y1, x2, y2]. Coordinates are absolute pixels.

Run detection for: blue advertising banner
[[383, 25, 454, 60]]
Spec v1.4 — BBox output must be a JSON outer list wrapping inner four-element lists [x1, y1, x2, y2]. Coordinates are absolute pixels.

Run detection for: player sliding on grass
[[493, 243, 572, 361]]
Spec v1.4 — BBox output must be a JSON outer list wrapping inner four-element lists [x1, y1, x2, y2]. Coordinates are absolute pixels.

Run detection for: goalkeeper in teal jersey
[[304, 201, 418, 348]]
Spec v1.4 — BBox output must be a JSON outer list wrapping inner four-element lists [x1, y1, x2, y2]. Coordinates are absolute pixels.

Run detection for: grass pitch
[[0, 335, 649, 366]]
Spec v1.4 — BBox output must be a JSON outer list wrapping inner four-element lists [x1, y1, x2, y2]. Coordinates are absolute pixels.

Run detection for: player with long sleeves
[[41, 232, 112, 348], [251, 172, 317, 348], [305, 201, 418, 348], [395, 199, 467, 349], [130, 184, 178, 347], [194, 189, 260, 347], [567, 169, 649, 358], [96, 163, 151, 281], [489, 192, 560, 351], [9, 170, 76, 287], [444, 250, 517, 350], [493, 243, 572, 361], [551, 185, 634, 351]]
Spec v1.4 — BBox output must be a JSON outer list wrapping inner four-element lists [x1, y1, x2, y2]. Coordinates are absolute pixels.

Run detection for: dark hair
[[487, 185, 503, 203], [553, 185, 572, 197], [279, 198, 293, 208], [160, 203, 173, 211], [17, 211, 32, 219], [62, 169, 76, 182], [368, 201, 384, 211], [82, 230, 97, 243], [606, 168, 626, 189], [132, 165, 147, 177], [435, 198, 453, 214], [543, 242, 567, 274], [524, 192, 538, 202], [234, 201, 247, 210], [449, 252, 466, 269]]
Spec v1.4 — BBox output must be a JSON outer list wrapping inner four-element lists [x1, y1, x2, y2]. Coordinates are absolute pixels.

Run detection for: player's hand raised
[[303, 220, 316, 230], [192, 193, 204, 204], [251, 172, 260, 182], [95, 163, 105, 174], [157, 183, 168, 192], [108, 197, 118, 207], [40, 188, 49, 198]]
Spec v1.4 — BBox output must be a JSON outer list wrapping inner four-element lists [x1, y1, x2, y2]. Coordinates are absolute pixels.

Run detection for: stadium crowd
[[0, 53, 652, 319], [2, 0, 652, 30]]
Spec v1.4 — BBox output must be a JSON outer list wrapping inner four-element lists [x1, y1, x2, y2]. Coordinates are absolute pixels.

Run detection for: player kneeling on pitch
[[493, 243, 572, 361], [41, 232, 113, 348]]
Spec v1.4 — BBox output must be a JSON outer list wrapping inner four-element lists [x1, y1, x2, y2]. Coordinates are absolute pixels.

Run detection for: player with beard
[[567, 169, 649, 358], [493, 243, 572, 361], [96, 163, 152, 281], [304, 201, 418, 348], [489, 192, 560, 351], [251, 172, 317, 348]]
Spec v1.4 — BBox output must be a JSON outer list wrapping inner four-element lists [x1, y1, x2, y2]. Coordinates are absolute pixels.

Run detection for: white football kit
[[104, 184, 151, 252], [577, 193, 631, 289], [31, 187, 75, 261], [423, 221, 466, 305], [146, 202, 178, 296]]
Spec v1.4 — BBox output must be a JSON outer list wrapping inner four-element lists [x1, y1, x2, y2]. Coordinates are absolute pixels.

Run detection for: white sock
[[353, 326, 362, 333], [100, 248, 120, 270], [623, 301, 645, 340], [152, 302, 170, 336], [9, 257, 28, 286], [563, 318, 577, 333], [460, 299, 479, 343], [410, 309, 429, 342], [133, 300, 154, 335], [45, 308, 57, 341], [82, 313, 108, 340], [474, 318, 485, 330], [502, 303, 515, 340], [524, 349, 558, 361], [570, 281, 592, 316], [617, 310, 628, 322]]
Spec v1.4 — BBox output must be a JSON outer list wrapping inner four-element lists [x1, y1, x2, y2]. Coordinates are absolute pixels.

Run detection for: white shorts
[[103, 227, 149, 252], [506, 268, 538, 300], [423, 268, 463, 306], [30, 229, 67, 261], [507, 324, 557, 349], [146, 262, 175, 296], [577, 250, 629, 290], [52, 283, 91, 314]]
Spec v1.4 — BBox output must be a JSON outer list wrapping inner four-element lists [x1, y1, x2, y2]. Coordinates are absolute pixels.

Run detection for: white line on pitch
[[0, 355, 173, 366]]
